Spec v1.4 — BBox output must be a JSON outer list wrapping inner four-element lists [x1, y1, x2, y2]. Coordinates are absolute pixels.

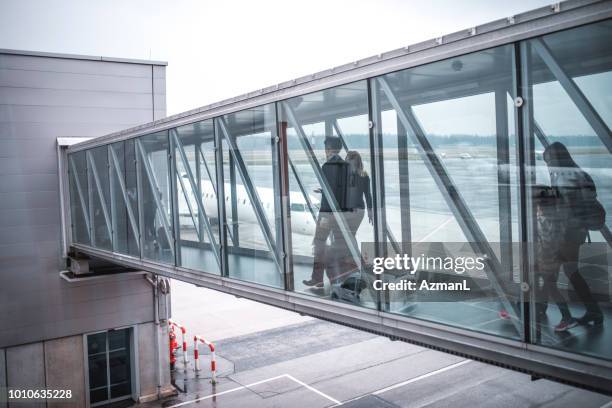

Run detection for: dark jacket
[[348, 172, 372, 211], [319, 154, 349, 213]]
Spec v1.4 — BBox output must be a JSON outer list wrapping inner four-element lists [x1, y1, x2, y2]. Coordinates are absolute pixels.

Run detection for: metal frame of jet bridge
[[62, 0, 612, 394]]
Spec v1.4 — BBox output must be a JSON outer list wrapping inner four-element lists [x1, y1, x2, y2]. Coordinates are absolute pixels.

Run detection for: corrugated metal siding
[[0, 52, 165, 348]]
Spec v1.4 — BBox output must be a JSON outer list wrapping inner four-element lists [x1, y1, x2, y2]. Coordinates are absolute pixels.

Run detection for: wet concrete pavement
[[138, 281, 611, 408]]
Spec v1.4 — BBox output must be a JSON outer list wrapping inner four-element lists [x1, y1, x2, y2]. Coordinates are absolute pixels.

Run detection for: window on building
[[87, 328, 133, 406]]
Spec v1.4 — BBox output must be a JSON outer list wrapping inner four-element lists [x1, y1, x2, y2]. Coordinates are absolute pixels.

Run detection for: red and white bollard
[[193, 335, 217, 385], [168, 319, 189, 372]]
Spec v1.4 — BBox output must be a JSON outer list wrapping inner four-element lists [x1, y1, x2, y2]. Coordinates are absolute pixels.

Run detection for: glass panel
[[217, 104, 283, 287], [525, 20, 612, 360], [108, 328, 129, 351], [89, 387, 108, 404], [137, 131, 175, 264], [173, 120, 221, 274], [109, 347, 131, 399], [375, 45, 522, 340], [110, 383, 131, 400], [87, 332, 106, 355], [88, 146, 112, 251], [110, 140, 140, 257], [88, 354, 108, 390], [69, 151, 90, 245], [279, 81, 376, 308]]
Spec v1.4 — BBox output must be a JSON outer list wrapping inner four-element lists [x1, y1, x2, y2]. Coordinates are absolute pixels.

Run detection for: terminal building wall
[[0, 50, 169, 406]]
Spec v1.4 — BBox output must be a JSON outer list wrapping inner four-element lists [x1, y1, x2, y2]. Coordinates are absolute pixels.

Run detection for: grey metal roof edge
[[0, 48, 168, 66], [68, 0, 611, 153]]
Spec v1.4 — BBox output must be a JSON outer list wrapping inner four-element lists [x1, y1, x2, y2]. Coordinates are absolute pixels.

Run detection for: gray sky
[[5, 0, 607, 137], [1, 0, 554, 116]]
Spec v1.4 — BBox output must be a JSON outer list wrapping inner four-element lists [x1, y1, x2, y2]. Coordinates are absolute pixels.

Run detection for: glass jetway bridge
[[59, 0, 612, 394]]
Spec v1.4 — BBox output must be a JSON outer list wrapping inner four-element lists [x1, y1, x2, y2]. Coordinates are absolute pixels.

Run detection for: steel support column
[[276, 112, 293, 291], [517, 42, 535, 343], [214, 121, 229, 277], [169, 132, 182, 265], [195, 143, 205, 243], [368, 79, 386, 312], [495, 89, 514, 282]]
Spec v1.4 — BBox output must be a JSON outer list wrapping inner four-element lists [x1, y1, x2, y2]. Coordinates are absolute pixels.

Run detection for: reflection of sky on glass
[[575, 72, 612, 130], [414, 93, 496, 136]]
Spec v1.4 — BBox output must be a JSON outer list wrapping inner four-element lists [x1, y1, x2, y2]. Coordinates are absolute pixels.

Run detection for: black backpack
[[321, 160, 351, 212], [572, 171, 606, 231]]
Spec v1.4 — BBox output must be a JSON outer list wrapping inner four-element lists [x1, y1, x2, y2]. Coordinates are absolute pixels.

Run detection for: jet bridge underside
[[71, 241, 612, 395]]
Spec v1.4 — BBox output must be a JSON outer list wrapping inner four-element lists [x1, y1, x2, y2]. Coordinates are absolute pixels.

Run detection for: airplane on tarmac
[[178, 176, 318, 236]]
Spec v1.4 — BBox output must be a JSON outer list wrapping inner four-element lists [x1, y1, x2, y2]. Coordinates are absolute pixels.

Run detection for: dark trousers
[[311, 212, 358, 284], [559, 231, 601, 315], [536, 269, 572, 321]]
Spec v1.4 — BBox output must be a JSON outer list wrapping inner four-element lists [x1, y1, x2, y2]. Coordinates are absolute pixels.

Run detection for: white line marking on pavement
[[372, 360, 471, 395], [417, 217, 454, 242], [166, 373, 340, 407], [333, 360, 471, 407], [285, 374, 341, 405], [599, 400, 612, 408], [165, 374, 287, 407]]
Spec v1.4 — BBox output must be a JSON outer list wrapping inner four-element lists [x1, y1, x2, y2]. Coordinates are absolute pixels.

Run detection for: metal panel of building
[[0, 50, 166, 348]]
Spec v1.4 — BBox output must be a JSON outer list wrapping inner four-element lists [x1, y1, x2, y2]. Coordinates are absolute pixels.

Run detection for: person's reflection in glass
[[533, 185, 577, 332], [303, 136, 349, 288], [543, 142, 604, 327]]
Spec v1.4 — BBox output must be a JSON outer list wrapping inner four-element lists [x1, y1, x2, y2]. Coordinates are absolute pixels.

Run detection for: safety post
[[168, 319, 188, 372], [193, 335, 217, 384]]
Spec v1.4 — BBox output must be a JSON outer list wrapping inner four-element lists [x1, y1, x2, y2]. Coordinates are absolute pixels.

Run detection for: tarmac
[[138, 280, 611, 408]]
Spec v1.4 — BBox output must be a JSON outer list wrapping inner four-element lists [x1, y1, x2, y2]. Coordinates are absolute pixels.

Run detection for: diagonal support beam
[[217, 117, 283, 273], [109, 145, 140, 252], [199, 147, 239, 246], [199, 148, 218, 195], [86, 151, 113, 242], [332, 120, 350, 152], [283, 102, 362, 269], [531, 38, 612, 154], [288, 157, 317, 223], [378, 77, 522, 333], [135, 139, 175, 256], [171, 129, 222, 268], [69, 156, 91, 240], [533, 121, 550, 149], [176, 162, 202, 240]]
